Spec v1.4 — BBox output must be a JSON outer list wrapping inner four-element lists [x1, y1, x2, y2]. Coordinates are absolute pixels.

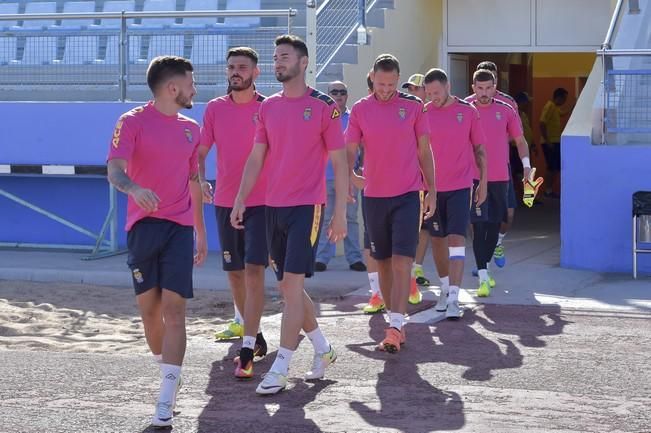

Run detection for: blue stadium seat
[[104, 35, 142, 63], [190, 34, 229, 65], [0, 37, 17, 64], [139, 0, 177, 28], [60, 1, 96, 29], [21, 2, 58, 29], [63, 36, 99, 64], [224, 0, 260, 27], [146, 35, 186, 60], [21, 37, 58, 64], [99, 0, 136, 28], [0, 3, 19, 30], [183, 0, 220, 27]]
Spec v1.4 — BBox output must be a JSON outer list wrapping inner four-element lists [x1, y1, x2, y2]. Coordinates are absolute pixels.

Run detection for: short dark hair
[[275, 34, 308, 58], [146, 56, 193, 93], [227, 46, 259, 64], [424, 68, 448, 85], [373, 54, 400, 74], [553, 87, 569, 99], [366, 70, 373, 91], [473, 69, 495, 84], [477, 61, 497, 72]]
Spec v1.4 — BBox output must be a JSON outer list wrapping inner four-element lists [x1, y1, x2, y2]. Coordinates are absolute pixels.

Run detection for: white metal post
[[306, 0, 317, 88]]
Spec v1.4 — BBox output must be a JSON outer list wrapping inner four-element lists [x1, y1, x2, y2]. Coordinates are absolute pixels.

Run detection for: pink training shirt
[[254, 87, 345, 207], [470, 99, 523, 182], [200, 92, 267, 208], [426, 97, 485, 192], [466, 90, 518, 111], [345, 91, 430, 198], [107, 102, 201, 231]]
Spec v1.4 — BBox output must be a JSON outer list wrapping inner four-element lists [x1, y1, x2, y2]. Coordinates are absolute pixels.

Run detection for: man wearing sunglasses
[[314, 81, 366, 273]]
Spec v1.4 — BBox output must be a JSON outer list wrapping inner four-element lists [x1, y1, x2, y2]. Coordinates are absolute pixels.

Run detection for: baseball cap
[[401, 73, 425, 89]]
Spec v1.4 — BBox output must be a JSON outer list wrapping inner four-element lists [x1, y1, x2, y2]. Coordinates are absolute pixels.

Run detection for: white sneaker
[[445, 300, 462, 319], [434, 288, 448, 312], [151, 401, 173, 427], [305, 345, 337, 380], [256, 371, 288, 395]]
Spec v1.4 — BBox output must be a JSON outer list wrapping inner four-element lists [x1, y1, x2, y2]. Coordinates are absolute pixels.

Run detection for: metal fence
[[0, 8, 297, 102], [315, 0, 374, 79], [603, 56, 651, 136]]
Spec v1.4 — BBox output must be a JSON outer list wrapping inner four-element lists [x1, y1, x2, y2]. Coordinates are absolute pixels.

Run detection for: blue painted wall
[[561, 134, 651, 273], [0, 102, 222, 250]]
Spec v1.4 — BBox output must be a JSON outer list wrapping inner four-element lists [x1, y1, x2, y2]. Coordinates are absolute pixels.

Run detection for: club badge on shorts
[[223, 251, 232, 264], [132, 268, 144, 284], [303, 107, 312, 121]]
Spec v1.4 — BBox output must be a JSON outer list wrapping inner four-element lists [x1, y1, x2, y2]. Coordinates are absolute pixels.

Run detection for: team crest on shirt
[[223, 251, 232, 264], [456, 112, 464, 123], [303, 107, 312, 121], [398, 107, 406, 120], [495, 111, 502, 121], [184, 128, 193, 143], [132, 268, 144, 284], [252, 112, 259, 124]]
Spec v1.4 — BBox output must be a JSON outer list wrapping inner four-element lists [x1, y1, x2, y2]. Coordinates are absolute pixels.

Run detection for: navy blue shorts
[[215, 205, 268, 271], [127, 217, 194, 299], [507, 173, 517, 210], [471, 181, 509, 224], [361, 194, 371, 250], [363, 191, 421, 260], [266, 205, 324, 281], [429, 188, 472, 238]]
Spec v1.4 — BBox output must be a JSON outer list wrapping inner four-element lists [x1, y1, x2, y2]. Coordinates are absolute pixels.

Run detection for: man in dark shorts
[[346, 54, 436, 353], [424, 68, 487, 319], [198, 46, 268, 379], [468, 69, 533, 297], [231, 35, 347, 395], [107, 56, 207, 428]]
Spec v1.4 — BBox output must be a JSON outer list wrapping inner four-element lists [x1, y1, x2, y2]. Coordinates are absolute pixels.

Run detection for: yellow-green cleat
[[477, 281, 491, 297], [214, 321, 244, 340], [488, 275, 496, 288]]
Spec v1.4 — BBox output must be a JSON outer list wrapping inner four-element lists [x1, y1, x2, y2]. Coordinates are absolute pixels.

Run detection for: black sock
[[473, 222, 488, 269], [239, 347, 254, 366]]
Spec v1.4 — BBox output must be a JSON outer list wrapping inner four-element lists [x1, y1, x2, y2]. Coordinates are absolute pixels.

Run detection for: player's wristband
[[521, 156, 531, 169]]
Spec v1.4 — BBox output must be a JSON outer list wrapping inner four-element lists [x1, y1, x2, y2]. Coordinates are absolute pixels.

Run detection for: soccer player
[[467, 61, 519, 268], [346, 54, 436, 353], [423, 68, 487, 318], [198, 47, 268, 379], [106, 56, 206, 427], [468, 69, 532, 297], [231, 35, 347, 394], [314, 80, 366, 273], [401, 72, 431, 291], [360, 71, 385, 314]]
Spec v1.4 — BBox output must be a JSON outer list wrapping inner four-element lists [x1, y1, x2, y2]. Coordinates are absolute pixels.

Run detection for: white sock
[[411, 263, 422, 277], [368, 272, 381, 297], [448, 285, 460, 303], [306, 328, 331, 354], [270, 347, 293, 375], [440, 276, 450, 292], [158, 363, 182, 405], [242, 335, 256, 350], [233, 303, 243, 324], [478, 269, 489, 282], [497, 232, 506, 246], [153, 353, 163, 364], [389, 312, 404, 330]]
